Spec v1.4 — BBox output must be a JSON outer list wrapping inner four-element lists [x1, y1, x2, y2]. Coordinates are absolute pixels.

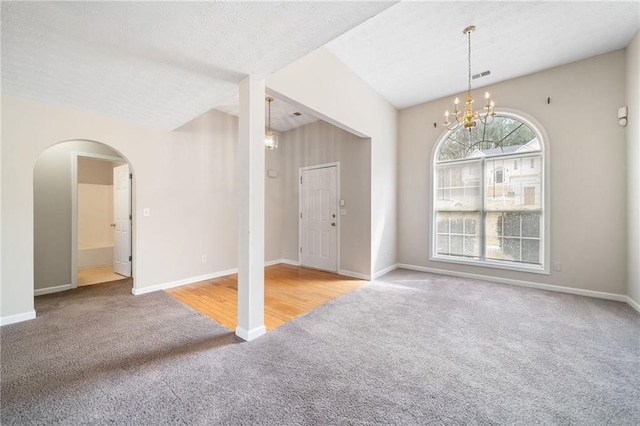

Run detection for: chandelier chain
[[468, 29, 472, 95]]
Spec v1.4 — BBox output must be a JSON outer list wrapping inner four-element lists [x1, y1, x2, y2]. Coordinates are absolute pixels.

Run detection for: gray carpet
[[1, 269, 639, 425]]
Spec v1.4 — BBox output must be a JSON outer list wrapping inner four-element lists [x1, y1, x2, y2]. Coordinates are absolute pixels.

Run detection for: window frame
[[430, 108, 551, 274]]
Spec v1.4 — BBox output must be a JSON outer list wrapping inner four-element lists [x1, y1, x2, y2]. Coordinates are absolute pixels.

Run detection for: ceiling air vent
[[293, 112, 302, 116], [472, 70, 491, 80]]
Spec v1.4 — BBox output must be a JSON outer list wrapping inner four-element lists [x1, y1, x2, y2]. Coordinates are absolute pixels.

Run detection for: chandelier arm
[[445, 122, 460, 131]]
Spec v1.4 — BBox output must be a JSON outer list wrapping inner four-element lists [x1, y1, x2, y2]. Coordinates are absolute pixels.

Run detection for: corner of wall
[[626, 30, 640, 307]]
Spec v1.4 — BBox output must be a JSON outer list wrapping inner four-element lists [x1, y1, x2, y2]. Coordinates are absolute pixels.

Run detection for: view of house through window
[[433, 114, 544, 269]]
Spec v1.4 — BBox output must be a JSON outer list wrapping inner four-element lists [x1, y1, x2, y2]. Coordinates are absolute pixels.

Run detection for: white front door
[[113, 164, 132, 277], [300, 166, 338, 272]]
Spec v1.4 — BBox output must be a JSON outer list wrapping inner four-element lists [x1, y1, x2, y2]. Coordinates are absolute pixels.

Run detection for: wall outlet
[[553, 262, 562, 272], [201, 255, 207, 263], [143, 208, 150, 217]]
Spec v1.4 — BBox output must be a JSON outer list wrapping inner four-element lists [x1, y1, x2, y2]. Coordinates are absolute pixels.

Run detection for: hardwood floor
[[165, 264, 366, 331]]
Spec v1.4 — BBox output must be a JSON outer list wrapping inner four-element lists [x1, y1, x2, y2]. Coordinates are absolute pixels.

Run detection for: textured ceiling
[[214, 95, 318, 133], [326, 1, 640, 109], [3, 1, 638, 131], [1, 1, 394, 129]]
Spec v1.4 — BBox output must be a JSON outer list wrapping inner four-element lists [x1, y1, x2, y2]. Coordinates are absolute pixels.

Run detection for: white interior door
[[300, 166, 338, 272], [113, 164, 132, 277]]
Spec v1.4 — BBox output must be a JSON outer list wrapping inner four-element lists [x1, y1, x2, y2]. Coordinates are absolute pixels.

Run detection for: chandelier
[[443, 25, 496, 131], [265, 96, 278, 150]]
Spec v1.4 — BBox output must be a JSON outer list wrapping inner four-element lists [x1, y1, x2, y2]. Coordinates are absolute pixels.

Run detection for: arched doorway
[[33, 140, 135, 296]]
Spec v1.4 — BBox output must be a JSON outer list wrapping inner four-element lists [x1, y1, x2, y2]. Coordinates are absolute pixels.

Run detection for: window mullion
[[480, 158, 486, 262]]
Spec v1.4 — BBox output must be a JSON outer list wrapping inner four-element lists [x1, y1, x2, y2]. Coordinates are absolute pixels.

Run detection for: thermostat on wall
[[618, 106, 628, 127]]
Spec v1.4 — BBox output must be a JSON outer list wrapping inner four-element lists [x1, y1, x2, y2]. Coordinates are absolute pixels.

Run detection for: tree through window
[[433, 113, 545, 270]]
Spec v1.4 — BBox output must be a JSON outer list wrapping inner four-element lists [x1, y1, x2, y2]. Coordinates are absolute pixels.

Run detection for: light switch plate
[[143, 208, 150, 217]]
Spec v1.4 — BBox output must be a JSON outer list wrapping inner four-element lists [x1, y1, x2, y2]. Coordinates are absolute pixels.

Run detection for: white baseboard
[[627, 296, 640, 313], [235, 325, 267, 341], [34, 284, 72, 296], [338, 269, 371, 280], [1, 309, 36, 326], [132, 259, 300, 295], [372, 264, 398, 280], [132, 268, 238, 295], [396, 263, 628, 302], [281, 259, 300, 266]]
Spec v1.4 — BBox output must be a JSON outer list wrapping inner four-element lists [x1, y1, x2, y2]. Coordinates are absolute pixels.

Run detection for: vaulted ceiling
[[2, 1, 638, 131]]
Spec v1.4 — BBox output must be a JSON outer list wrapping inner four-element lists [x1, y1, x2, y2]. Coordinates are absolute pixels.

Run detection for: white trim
[[34, 284, 72, 296], [299, 162, 340, 273], [338, 269, 371, 280], [71, 151, 128, 290], [281, 259, 300, 266], [264, 259, 283, 267], [396, 263, 627, 302], [627, 296, 640, 313], [372, 263, 398, 279], [132, 268, 238, 295], [235, 325, 267, 341], [1, 310, 36, 326]]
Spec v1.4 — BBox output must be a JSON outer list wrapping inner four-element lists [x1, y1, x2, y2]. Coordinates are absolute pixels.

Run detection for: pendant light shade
[[265, 97, 278, 150]]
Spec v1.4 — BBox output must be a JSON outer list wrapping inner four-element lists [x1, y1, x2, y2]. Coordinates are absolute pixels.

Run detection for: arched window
[[432, 111, 548, 273]]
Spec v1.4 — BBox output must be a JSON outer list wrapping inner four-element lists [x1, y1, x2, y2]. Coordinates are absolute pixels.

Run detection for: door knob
[[331, 222, 336, 227], [110, 223, 116, 227]]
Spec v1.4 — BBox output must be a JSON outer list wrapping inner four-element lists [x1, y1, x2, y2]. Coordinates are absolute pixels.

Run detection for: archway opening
[[33, 140, 135, 298]]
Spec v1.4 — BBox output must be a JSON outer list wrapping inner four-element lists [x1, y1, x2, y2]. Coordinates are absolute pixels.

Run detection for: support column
[[236, 76, 266, 341]]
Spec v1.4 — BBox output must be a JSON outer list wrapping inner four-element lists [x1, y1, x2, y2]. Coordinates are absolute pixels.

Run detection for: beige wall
[[33, 141, 123, 290], [398, 50, 628, 295], [78, 184, 114, 250], [265, 138, 283, 263], [279, 120, 371, 276], [627, 31, 640, 305], [267, 47, 397, 277], [1, 96, 241, 318], [78, 157, 119, 185]]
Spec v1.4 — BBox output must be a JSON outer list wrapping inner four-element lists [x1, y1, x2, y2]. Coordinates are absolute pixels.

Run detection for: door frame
[[298, 162, 340, 272], [71, 152, 130, 289]]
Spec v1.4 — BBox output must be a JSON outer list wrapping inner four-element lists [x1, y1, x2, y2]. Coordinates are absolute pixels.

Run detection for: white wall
[[77, 157, 119, 250], [267, 47, 397, 277], [398, 50, 628, 295], [1, 95, 241, 319], [627, 31, 640, 306], [78, 184, 113, 249], [279, 120, 371, 276]]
